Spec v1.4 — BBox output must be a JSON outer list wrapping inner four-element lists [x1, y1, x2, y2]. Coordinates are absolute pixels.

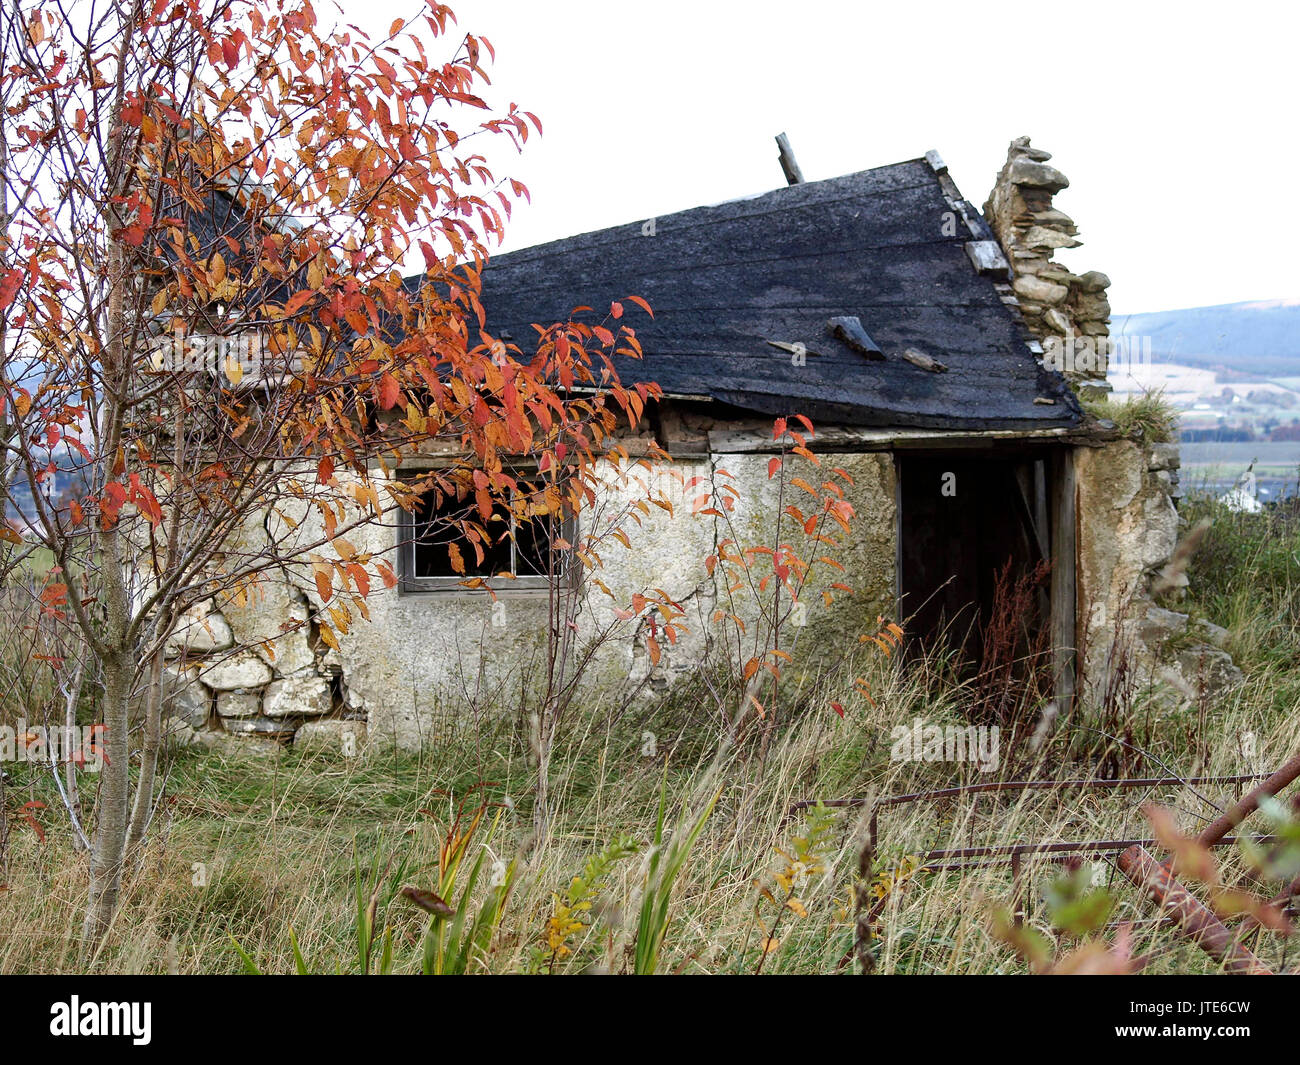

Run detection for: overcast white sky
[[362, 0, 1299, 314]]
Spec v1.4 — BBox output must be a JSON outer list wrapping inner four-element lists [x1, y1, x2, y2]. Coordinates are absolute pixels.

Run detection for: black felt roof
[[473, 157, 1081, 430]]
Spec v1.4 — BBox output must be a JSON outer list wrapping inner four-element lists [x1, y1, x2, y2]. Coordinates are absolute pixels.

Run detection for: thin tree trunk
[[126, 649, 163, 848], [81, 192, 134, 953], [81, 646, 133, 955], [63, 654, 88, 850]]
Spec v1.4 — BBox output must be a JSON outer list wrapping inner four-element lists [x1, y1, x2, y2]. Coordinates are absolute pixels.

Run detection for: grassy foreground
[[1, 495, 1298, 975]]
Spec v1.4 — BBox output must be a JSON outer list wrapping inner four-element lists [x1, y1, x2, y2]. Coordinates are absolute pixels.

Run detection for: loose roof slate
[[474, 157, 1081, 430]]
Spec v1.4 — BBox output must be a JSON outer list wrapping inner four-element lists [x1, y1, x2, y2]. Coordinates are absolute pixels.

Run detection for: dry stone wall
[[984, 137, 1112, 397], [158, 575, 364, 755]]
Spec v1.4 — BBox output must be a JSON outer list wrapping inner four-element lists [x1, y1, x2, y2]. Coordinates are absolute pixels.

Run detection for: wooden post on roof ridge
[[776, 132, 804, 185]]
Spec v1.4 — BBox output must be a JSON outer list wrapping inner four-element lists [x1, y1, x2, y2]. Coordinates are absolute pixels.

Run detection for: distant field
[[1178, 440, 1300, 498]]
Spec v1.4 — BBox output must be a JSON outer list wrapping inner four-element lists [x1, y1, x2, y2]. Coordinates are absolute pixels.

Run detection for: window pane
[[512, 511, 554, 576], [410, 492, 513, 578]]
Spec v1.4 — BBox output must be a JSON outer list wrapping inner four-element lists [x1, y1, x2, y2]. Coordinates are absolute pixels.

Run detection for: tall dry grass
[[2, 623, 1294, 974]]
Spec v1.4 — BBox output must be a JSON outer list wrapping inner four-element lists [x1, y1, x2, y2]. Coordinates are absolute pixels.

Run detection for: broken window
[[397, 478, 566, 591]]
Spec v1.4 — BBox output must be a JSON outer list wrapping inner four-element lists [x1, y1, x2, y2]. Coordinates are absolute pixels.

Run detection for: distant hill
[[1111, 299, 1300, 377]]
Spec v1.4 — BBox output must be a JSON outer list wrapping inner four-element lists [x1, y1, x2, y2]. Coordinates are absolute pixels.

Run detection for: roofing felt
[[472, 156, 1081, 430]]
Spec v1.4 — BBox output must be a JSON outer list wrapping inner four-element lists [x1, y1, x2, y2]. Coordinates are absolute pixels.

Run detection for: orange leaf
[[625, 295, 654, 318], [378, 373, 400, 411], [346, 563, 371, 598]]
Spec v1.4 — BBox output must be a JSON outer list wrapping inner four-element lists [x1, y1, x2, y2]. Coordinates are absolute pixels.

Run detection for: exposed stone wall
[[159, 447, 899, 753], [984, 137, 1112, 397], [159, 574, 366, 756], [1076, 439, 1241, 708]]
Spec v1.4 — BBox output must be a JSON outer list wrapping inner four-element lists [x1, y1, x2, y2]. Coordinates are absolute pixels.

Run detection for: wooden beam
[[1049, 448, 1077, 710], [775, 132, 804, 186], [707, 424, 1075, 454]]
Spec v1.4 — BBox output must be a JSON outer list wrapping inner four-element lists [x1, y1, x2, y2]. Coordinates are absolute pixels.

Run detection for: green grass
[[3, 633, 1296, 975], [1, 494, 1298, 974], [1083, 390, 1179, 443]]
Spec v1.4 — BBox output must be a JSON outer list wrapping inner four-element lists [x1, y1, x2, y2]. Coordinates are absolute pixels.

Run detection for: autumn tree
[[0, 0, 657, 953]]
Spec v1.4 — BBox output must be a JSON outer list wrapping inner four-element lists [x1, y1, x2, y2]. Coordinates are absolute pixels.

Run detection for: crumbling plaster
[[161, 450, 898, 752]]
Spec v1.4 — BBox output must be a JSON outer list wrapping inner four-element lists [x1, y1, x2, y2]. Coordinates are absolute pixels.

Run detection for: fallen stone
[[1137, 606, 1189, 649], [1174, 646, 1244, 698], [162, 718, 204, 748]]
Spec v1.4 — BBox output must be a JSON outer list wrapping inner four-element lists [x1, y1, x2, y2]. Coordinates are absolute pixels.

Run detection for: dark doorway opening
[[897, 451, 1055, 675]]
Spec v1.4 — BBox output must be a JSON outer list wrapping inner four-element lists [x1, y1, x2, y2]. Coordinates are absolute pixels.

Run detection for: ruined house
[[162, 137, 1238, 753]]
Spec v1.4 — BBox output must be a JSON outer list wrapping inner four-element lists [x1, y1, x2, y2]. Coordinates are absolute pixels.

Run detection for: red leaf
[[767, 457, 782, 480], [610, 301, 623, 319], [377, 373, 400, 411], [317, 455, 334, 484], [0, 268, 23, 312], [21, 801, 46, 843], [772, 417, 787, 440], [830, 702, 845, 718]]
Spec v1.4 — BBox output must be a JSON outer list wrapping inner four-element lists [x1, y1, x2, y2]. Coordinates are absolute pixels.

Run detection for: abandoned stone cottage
[[163, 137, 1238, 753]]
